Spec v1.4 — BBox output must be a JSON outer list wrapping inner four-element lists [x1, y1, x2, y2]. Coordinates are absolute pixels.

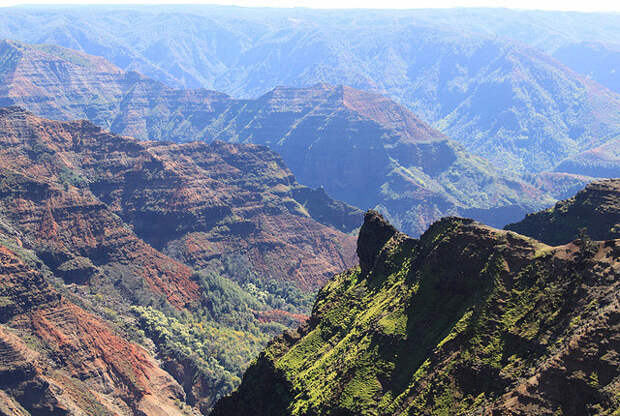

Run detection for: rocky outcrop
[[0, 143, 200, 309], [212, 190, 619, 415], [0, 245, 58, 323], [356, 210, 399, 275], [506, 178, 620, 245]]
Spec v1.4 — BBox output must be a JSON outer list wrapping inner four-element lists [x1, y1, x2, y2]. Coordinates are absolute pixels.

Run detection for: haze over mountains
[[2, 6, 620, 174]]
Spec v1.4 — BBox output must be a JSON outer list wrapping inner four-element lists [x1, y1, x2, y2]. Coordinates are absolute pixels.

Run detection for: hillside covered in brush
[[0, 106, 360, 414], [213, 180, 620, 416], [0, 40, 553, 236], [2, 7, 620, 174], [506, 179, 620, 245]]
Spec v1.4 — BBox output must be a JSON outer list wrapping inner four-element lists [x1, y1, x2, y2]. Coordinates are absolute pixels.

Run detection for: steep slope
[[0, 39, 231, 139], [184, 84, 550, 235], [0, 106, 357, 290], [213, 206, 619, 414], [506, 179, 620, 245], [0, 244, 188, 416], [426, 44, 620, 173], [0, 106, 359, 413], [524, 171, 593, 200], [553, 41, 620, 95], [0, 42, 552, 235], [0, 39, 126, 128], [2, 7, 620, 173]]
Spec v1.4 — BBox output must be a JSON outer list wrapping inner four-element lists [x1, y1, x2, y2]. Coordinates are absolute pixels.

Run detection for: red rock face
[[0, 111, 200, 308], [0, 107, 359, 413], [0, 107, 356, 291], [0, 245, 187, 416], [0, 39, 125, 126]]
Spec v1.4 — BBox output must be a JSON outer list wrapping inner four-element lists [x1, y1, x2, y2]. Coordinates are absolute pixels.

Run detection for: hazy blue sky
[[1, 0, 619, 11]]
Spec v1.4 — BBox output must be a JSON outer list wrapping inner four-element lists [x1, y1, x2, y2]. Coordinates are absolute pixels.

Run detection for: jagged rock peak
[[356, 210, 399, 274], [0, 106, 31, 117]]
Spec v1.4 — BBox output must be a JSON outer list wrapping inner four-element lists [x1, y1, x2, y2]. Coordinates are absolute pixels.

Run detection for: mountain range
[[1, 105, 616, 415], [1, 6, 620, 174], [0, 6, 618, 415], [0, 105, 616, 415], [0, 39, 558, 236]]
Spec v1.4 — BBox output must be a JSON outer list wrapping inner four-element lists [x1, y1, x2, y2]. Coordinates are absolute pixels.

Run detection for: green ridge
[[213, 200, 620, 415]]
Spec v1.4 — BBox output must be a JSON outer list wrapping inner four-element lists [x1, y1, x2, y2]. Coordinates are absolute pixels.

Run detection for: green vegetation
[[132, 305, 261, 396], [214, 211, 620, 416], [215, 254, 315, 314], [0, 108, 358, 413], [127, 266, 317, 404], [506, 179, 620, 245]]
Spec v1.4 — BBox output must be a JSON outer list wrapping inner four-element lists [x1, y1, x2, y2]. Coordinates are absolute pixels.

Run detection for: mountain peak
[[340, 85, 447, 142], [0, 38, 21, 49], [356, 210, 400, 274], [262, 83, 445, 144], [0, 38, 122, 72], [0, 39, 31, 53]]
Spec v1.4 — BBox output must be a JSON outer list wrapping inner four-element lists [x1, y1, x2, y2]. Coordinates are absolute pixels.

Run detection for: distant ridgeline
[[505, 179, 620, 245], [213, 179, 620, 416], [2, 7, 620, 176], [0, 39, 567, 237]]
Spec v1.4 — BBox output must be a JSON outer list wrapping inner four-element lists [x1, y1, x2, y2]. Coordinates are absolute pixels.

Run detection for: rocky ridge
[[506, 178, 620, 245], [212, 180, 620, 415]]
